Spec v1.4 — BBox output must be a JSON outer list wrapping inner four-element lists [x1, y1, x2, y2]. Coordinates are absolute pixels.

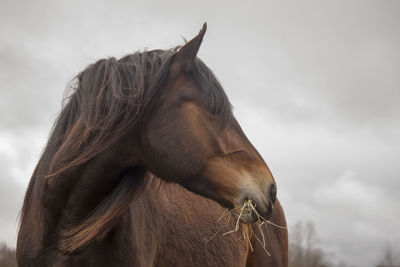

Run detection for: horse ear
[[171, 23, 207, 73]]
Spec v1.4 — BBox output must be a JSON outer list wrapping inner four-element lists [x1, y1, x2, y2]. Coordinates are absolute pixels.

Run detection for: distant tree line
[[0, 243, 16, 267], [1, 223, 399, 267], [288, 221, 400, 267], [375, 244, 400, 267], [289, 221, 335, 267]]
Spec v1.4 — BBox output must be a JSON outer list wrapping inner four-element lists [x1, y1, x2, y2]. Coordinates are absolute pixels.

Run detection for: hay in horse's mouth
[[206, 199, 286, 256]]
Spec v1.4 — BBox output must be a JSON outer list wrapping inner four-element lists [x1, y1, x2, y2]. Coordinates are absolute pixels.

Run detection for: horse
[[17, 23, 288, 267]]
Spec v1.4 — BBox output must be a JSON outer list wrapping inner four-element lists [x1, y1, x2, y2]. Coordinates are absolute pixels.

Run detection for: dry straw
[[206, 199, 287, 256]]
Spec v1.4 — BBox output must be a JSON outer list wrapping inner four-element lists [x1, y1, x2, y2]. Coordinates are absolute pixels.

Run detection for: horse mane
[[46, 49, 175, 177], [45, 49, 231, 178], [20, 47, 233, 254]]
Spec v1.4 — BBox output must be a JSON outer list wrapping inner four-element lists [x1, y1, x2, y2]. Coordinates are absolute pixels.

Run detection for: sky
[[0, 0, 399, 266]]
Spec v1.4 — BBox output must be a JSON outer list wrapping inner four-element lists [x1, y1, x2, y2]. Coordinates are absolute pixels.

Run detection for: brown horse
[[17, 24, 288, 267]]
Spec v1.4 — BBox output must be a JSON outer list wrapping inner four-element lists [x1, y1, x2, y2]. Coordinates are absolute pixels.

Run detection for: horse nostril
[[269, 183, 277, 204]]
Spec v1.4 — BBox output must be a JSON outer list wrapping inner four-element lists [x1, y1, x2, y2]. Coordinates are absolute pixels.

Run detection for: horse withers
[[17, 23, 288, 266]]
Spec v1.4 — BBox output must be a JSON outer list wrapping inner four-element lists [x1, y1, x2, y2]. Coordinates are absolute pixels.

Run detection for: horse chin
[[239, 211, 258, 224]]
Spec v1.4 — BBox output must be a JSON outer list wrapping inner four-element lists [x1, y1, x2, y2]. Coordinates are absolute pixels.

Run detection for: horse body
[[17, 24, 288, 266], [19, 172, 286, 266]]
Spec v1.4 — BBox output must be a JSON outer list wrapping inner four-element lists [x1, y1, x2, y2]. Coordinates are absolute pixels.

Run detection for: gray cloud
[[1, 1, 399, 266], [0, 143, 26, 245]]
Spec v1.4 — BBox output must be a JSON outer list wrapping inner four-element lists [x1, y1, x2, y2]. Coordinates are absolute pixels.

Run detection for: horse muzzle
[[238, 183, 277, 224]]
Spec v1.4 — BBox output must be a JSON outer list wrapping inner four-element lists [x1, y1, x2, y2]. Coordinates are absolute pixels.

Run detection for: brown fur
[[17, 24, 288, 266]]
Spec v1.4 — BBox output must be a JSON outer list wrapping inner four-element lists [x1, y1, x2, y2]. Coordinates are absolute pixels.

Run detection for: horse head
[[137, 24, 277, 223]]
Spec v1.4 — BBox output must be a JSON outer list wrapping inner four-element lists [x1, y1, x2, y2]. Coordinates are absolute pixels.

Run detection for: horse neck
[[47, 141, 140, 224], [23, 135, 142, 246], [53, 155, 123, 221]]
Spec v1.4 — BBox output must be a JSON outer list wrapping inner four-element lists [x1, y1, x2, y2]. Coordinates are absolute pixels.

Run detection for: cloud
[[234, 102, 400, 266], [0, 142, 26, 246], [311, 171, 400, 266]]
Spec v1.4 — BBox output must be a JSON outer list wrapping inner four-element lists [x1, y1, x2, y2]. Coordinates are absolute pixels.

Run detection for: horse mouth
[[236, 198, 273, 225], [238, 208, 258, 224]]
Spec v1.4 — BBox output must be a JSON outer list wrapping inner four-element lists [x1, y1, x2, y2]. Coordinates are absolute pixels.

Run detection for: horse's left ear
[[171, 23, 207, 73]]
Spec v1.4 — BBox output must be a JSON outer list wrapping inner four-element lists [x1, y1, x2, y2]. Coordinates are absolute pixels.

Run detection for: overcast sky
[[1, 1, 399, 266]]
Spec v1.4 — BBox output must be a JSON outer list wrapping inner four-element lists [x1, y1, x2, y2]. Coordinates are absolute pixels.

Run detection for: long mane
[[46, 49, 175, 177]]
